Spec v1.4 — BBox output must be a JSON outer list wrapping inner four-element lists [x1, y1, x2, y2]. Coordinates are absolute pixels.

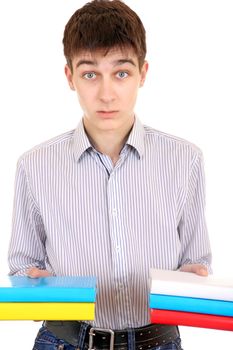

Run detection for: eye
[[83, 72, 96, 80], [117, 71, 129, 79]]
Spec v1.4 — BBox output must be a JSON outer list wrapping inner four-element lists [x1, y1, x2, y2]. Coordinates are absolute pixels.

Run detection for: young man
[[8, 1, 211, 349]]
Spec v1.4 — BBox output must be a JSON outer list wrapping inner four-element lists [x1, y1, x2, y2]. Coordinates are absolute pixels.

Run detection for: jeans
[[32, 326, 183, 350]]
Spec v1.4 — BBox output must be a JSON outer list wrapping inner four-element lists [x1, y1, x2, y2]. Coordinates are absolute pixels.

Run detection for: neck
[[83, 117, 135, 164]]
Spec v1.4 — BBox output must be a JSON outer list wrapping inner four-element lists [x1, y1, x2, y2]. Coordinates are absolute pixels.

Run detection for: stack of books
[[149, 269, 233, 331], [0, 276, 96, 320]]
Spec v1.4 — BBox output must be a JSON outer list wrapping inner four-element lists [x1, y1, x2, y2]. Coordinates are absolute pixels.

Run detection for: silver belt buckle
[[88, 327, 115, 350]]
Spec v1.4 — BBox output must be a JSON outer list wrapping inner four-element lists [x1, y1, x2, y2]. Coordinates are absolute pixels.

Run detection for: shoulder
[[17, 129, 75, 166], [144, 125, 203, 160]]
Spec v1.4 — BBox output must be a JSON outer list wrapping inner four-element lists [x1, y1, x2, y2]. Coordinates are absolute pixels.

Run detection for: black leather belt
[[45, 321, 179, 349]]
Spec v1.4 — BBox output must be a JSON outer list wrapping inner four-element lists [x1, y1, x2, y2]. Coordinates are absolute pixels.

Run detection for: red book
[[150, 309, 233, 331]]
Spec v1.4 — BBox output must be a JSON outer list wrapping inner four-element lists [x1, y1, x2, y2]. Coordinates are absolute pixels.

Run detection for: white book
[[150, 269, 233, 302]]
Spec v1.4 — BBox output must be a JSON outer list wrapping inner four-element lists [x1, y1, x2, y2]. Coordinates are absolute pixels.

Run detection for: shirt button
[[112, 208, 117, 215], [116, 245, 120, 251]]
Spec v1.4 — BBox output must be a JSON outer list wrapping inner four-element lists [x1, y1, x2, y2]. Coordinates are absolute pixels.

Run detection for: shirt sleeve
[[8, 159, 47, 276], [178, 151, 212, 272]]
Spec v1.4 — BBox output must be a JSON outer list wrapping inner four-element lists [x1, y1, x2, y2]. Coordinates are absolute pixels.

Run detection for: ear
[[64, 64, 75, 91], [139, 61, 149, 87]]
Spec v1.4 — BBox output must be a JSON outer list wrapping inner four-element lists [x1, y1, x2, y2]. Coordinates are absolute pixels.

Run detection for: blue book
[[0, 276, 96, 302], [150, 294, 233, 317]]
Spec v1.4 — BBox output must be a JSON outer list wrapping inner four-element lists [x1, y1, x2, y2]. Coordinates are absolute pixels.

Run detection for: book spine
[[150, 294, 233, 317], [0, 288, 95, 302], [150, 280, 233, 302], [0, 302, 95, 320], [150, 309, 233, 331]]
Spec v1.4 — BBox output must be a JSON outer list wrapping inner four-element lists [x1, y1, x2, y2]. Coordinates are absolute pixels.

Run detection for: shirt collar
[[72, 120, 92, 162], [125, 117, 145, 159], [72, 117, 145, 162]]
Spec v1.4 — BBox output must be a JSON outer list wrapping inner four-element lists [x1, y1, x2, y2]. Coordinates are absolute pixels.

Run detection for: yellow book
[[0, 302, 95, 320]]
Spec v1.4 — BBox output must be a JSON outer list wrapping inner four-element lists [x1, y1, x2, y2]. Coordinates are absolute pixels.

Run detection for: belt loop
[[127, 328, 135, 350], [76, 322, 89, 350]]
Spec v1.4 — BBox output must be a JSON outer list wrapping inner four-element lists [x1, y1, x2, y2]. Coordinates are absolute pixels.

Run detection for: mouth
[[96, 110, 119, 118]]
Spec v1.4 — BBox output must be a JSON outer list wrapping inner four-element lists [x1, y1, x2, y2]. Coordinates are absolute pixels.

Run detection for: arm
[[8, 159, 48, 276], [178, 151, 212, 276]]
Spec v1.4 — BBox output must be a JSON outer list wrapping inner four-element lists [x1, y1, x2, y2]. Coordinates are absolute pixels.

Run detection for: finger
[[196, 267, 208, 276], [180, 264, 208, 276], [27, 267, 51, 278]]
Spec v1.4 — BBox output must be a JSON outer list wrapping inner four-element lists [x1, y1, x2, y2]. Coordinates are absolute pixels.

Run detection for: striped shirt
[[8, 117, 211, 329]]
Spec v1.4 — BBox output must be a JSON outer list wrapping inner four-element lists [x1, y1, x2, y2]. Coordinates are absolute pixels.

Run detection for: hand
[[180, 263, 208, 276], [27, 267, 52, 278]]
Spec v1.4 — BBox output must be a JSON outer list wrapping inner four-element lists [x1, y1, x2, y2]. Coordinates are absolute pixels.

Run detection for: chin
[[96, 118, 120, 129], [98, 124, 119, 133]]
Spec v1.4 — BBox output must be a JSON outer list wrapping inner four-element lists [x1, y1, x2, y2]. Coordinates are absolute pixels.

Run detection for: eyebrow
[[76, 60, 97, 68], [76, 58, 137, 69], [115, 59, 136, 67]]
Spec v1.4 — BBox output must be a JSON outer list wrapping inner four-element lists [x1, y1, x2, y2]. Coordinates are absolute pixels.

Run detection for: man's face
[[65, 47, 148, 133]]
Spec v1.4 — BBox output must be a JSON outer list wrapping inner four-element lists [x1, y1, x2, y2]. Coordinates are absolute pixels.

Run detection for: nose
[[98, 77, 116, 103]]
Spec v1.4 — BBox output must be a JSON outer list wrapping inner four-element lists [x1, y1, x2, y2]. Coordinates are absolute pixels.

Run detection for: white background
[[0, 0, 233, 348]]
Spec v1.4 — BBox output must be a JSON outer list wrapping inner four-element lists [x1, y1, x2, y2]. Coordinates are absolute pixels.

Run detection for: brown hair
[[63, 0, 146, 71]]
